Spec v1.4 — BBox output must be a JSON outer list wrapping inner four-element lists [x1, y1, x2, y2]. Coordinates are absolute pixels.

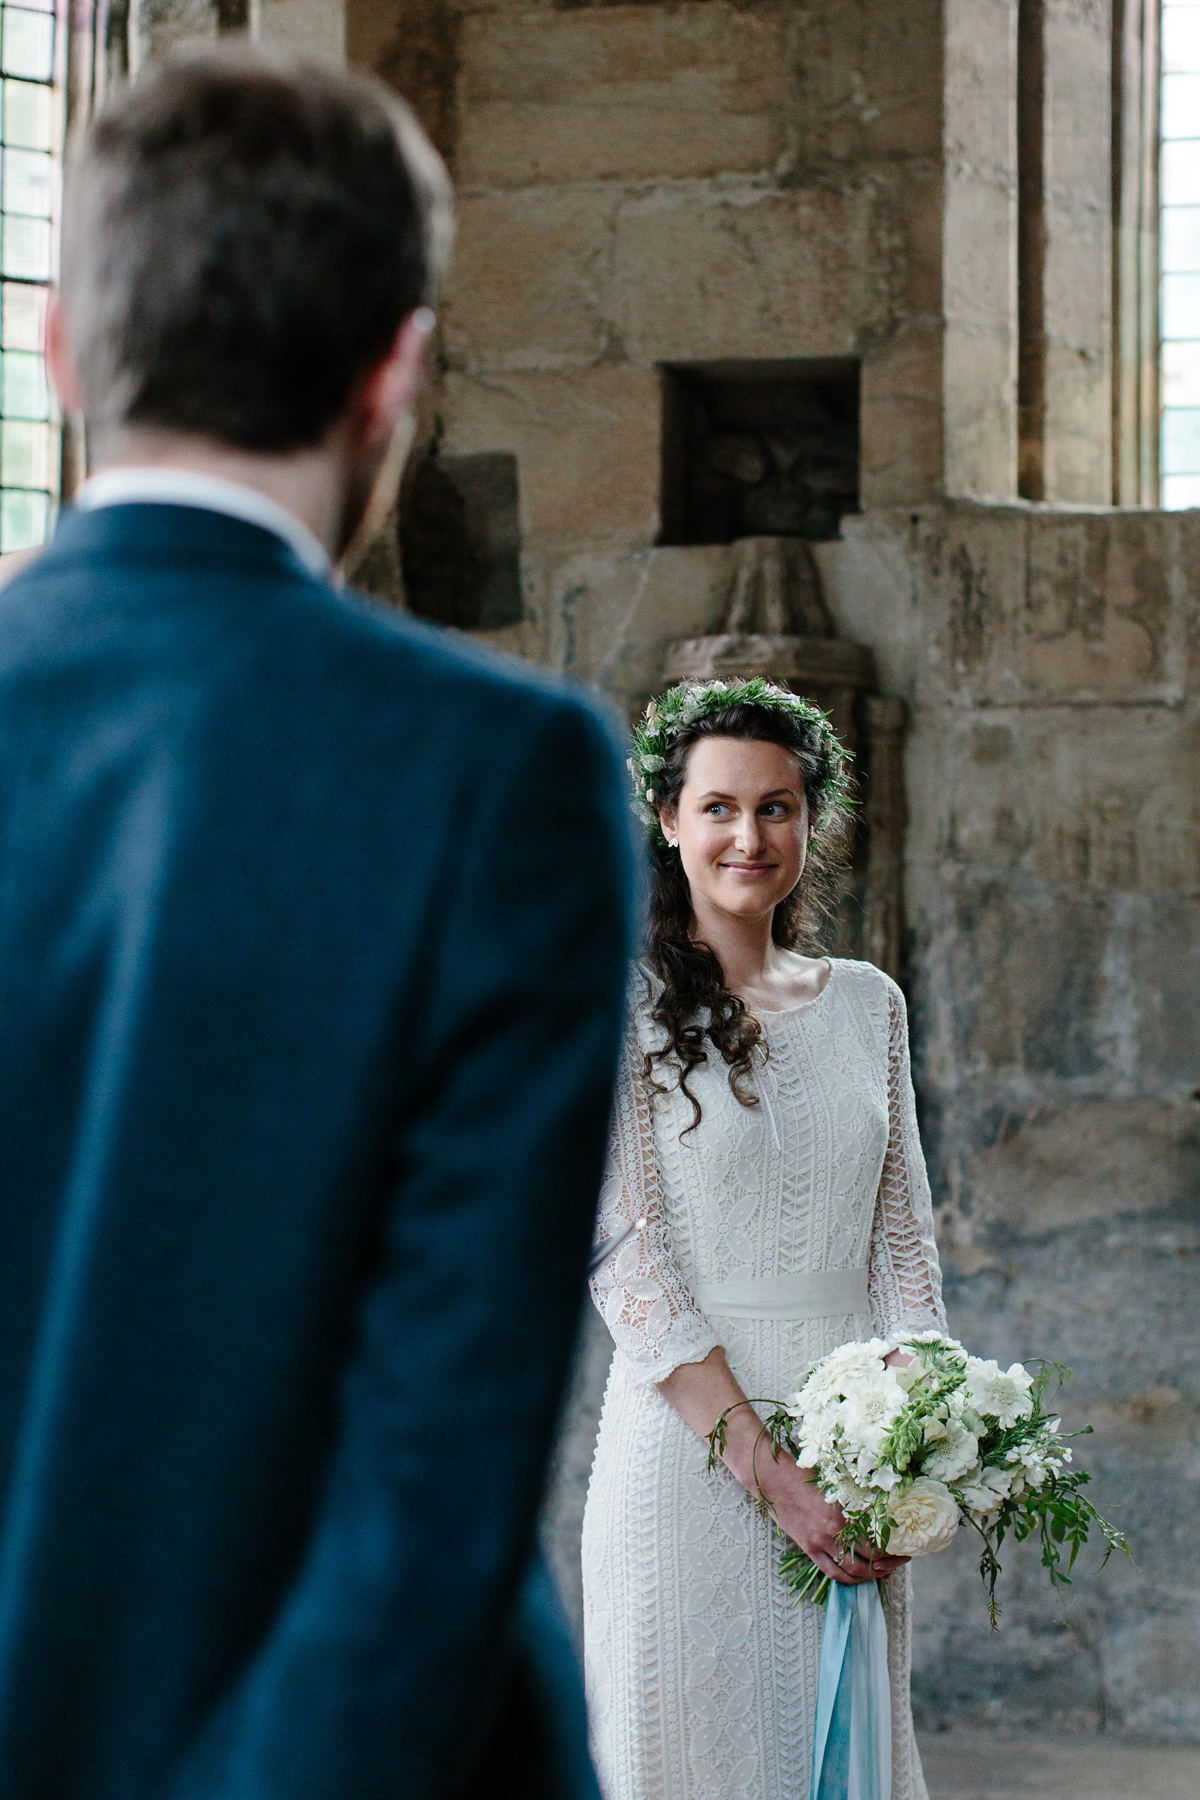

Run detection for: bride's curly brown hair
[[643, 701, 853, 1134]]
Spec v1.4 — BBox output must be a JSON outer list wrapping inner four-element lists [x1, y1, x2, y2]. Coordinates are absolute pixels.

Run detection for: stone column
[[862, 695, 908, 978], [1041, 0, 1114, 501], [943, 0, 1020, 499]]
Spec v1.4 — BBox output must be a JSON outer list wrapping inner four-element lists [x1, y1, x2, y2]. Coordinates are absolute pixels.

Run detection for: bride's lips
[[719, 861, 776, 875]]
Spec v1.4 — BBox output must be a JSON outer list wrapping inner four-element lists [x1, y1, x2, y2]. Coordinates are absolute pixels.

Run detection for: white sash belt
[[696, 1268, 870, 1321]]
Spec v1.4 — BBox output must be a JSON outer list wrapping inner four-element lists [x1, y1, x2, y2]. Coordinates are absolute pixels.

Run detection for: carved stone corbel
[[661, 536, 907, 979]]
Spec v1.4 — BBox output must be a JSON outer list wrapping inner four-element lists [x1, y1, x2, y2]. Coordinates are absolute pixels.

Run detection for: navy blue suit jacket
[[0, 503, 636, 1799]]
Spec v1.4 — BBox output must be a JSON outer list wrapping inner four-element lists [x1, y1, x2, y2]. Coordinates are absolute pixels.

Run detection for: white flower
[[919, 1419, 980, 1484], [789, 1341, 891, 1416], [964, 1357, 1035, 1427], [836, 1371, 906, 1443], [832, 1475, 876, 1511], [887, 1478, 961, 1557], [956, 1464, 1016, 1520]]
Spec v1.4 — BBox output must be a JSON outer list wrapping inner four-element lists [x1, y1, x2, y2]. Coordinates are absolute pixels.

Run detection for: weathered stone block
[[612, 182, 887, 365], [913, 1207, 1200, 1738], [968, 1096, 1200, 1233], [458, 4, 786, 188], [260, 0, 344, 61], [903, 505, 1194, 707], [905, 701, 1200, 894], [782, 0, 943, 169], [442, 365, 661, 551], [536, 542, 734, 714], [859, 327, 946, 508], [443, 185, 616, 372]]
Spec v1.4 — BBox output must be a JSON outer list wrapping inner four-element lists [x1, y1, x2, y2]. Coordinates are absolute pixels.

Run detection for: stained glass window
[[0, 0, 58, 553], [1162, 0, 1200, 508]]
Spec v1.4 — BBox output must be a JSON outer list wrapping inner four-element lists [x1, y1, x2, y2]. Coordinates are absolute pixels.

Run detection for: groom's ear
[[44, 293, 83, 415], [347, 308, 431, 452]]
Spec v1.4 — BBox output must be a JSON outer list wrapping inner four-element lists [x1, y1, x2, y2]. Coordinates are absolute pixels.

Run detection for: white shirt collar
[[72, 467, 332, 581]]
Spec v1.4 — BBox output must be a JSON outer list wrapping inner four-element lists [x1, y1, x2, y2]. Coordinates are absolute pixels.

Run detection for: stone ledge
[[918, 1727, 1200, 1799]]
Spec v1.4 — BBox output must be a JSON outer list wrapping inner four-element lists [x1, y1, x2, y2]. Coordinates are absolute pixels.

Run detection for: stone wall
[[386, 4, 1195, 1737], [130, 0, 1199, 1741], [542, 500, 1200, 1744], [825, 501, 1199, 1734]]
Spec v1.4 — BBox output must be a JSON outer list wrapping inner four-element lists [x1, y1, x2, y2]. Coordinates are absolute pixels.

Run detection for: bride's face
[[660, 735, 810, 924]]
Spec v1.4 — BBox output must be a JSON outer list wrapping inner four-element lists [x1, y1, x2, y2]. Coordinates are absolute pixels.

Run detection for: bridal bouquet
[[709, 1330, 1128, 1624]]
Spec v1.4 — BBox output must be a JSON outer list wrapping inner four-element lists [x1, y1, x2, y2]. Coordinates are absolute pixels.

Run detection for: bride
[[583, 679, 946, 1800]]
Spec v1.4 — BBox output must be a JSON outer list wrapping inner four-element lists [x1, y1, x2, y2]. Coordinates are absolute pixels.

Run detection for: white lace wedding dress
[[583, 958, 946, 1800]]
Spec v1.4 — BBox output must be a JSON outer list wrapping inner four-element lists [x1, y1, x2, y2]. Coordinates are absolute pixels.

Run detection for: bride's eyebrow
[[694, 787, 799, 802]]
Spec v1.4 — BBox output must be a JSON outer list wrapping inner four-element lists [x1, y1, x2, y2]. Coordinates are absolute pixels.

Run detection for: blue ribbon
[[808, 1580, 892, 1800]]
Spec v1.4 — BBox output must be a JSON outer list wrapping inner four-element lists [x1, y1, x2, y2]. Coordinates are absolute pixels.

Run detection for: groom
[[0, 47, 634, 1800]]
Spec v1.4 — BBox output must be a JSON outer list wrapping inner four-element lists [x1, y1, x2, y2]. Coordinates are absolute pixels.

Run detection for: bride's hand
[[758, 1456, 910, 1586], [655, 1345, 909, 1585]]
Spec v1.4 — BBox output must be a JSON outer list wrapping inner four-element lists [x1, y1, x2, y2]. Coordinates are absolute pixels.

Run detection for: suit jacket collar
[[40, 500, 336, 589], [73, 470, 331, 580]]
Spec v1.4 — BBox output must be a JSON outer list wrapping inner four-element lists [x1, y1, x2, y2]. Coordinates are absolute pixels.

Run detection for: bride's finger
[[813, 1550, 855, 1585]]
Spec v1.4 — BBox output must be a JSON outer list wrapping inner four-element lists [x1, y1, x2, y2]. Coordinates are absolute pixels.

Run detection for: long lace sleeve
[[590, 1002, 720, 1386], [868, 977, 948, 1337]]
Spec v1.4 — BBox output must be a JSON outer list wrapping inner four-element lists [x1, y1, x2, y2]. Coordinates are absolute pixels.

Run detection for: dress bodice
[[591, 958, 944, 1394], [645, 963, 890, 1298]]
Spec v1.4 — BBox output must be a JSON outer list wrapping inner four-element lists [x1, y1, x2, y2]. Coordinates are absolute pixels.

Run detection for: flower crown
[[628, 676, 852, 845]]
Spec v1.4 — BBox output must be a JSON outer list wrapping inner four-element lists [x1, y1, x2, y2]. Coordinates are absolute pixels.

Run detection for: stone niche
[[660, 358, 860, 548], [664, 535, 905, 978], [399, 445, 522, 631]]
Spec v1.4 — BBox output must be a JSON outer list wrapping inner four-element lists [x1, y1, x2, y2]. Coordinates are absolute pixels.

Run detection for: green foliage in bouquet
[[706, 1333, 1131, 1628]]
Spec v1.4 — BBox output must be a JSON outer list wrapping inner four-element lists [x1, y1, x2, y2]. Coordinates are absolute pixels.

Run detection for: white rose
[[964, 1357, 1034, 1427], [887, 1478, 961, 1557]]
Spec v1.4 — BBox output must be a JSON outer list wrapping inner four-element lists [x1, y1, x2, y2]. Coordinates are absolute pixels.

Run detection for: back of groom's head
[[60, 46, 452, 453]]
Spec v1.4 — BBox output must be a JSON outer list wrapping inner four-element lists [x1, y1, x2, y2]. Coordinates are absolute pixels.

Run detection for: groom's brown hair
[[59, 45, 453, 452]]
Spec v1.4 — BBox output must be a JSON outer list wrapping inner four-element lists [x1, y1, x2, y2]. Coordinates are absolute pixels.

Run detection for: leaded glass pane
[[1161, 4, 1200, 505], [2, 80, 51, 150], [4, 146, 50, 218], [1162, 272, 1200, 339], [1163, 73, 1200, 138], [2, 278, 43, 348], [1163, 7, 1200, 73], [1163, 340, 1200, 406], [1163, 207, 1200, 271], [1163, 472, 1200, 507], [1162, 139, 1200, 206], [2, 211, 49, 277], [1162, 406, 1200, 473], [0, 481, 47, 549], [1, 10, 52, 82], [1, 413, 50, 484], [2, 345, 48, 418]]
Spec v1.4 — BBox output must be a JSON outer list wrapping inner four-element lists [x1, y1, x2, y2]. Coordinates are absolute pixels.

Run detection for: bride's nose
[[733, 810, 764, 855]]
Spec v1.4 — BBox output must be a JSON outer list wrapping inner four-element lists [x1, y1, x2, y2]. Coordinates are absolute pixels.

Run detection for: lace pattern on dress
[[590, 993, 719, 1386], [868, 978, 947, 1338], [584, 961, 939, 1800]]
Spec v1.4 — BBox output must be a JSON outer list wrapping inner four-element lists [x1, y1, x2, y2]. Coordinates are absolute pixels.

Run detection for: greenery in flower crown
[[629, 677, 853, 845]]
